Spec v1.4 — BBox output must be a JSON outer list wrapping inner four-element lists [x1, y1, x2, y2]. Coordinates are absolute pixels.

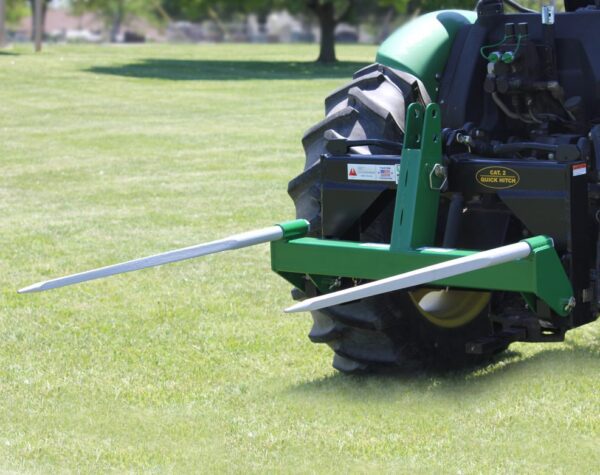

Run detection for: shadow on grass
[[0, 51, 18, 56], [86, 59, 370, 81], [290, 344, 600, 395]]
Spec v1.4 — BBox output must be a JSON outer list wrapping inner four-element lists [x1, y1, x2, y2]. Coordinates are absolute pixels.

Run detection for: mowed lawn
[[0, 43, 598, 473]]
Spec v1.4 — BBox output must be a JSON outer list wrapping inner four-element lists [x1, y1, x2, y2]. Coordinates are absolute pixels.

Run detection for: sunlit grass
[[0, 43, 598, 472]]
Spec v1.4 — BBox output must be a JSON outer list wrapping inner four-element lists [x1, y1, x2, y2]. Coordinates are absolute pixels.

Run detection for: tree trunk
[[32, 0, 44, 51], [29, 0, 34, 40], [0, 0, 6, 47], [316, 1, 336, 63], [109, 0, 124, 43], [28, 0, 48, 42], [257, 11, 268, 34]]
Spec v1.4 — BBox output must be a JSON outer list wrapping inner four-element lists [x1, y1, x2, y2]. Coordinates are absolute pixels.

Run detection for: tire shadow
[[86, 59, 370, 81], [289, 343, 600, 397]]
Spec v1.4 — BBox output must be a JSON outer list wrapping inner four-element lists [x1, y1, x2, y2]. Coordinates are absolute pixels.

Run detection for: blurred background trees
[[70, 0, 152, 42], [1, 0, 550, 59]]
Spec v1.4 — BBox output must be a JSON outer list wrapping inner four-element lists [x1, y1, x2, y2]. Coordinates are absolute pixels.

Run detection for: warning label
[[347, 164, 397, 182], [572, 163, 587, 177]]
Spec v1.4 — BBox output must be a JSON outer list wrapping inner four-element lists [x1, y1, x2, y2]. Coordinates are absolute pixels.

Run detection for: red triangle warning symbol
[[349, 168, 357, 176]]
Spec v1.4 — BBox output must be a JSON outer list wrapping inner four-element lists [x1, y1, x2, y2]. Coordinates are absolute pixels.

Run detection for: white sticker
[[572, 163, 587, 177], [347, 164, 397, 182]]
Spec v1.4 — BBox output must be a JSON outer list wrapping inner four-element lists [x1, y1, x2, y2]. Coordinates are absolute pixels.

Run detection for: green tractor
[[21, 0, 600, 373]]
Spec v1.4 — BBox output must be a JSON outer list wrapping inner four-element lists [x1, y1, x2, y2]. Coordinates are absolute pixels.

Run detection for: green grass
[[0, 43, 598, 473]]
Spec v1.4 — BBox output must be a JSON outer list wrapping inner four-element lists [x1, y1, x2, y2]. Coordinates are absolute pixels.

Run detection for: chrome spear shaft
[[285, 241, 532, 313], [19, 220, 309, 294]]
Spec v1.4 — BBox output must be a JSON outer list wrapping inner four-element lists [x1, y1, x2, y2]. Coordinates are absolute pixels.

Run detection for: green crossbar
[[271, 235, 573, 316]]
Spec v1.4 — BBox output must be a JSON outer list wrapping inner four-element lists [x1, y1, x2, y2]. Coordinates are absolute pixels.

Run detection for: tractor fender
[[376, 10, 476, 99]]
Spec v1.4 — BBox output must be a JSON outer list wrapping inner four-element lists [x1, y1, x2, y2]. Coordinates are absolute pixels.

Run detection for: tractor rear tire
[[288, 64, 503, 373]]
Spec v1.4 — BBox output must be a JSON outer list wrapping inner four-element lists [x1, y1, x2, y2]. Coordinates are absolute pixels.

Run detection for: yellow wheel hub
[[409, 288, 491, 328]]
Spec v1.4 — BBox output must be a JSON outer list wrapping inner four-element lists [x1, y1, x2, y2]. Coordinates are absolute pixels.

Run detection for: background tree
[[282, 1, 384, 63], [1, 0, 28, 44], [71, 0, 156, 42], [302, 0, 355, 63], [162, 0, 273, 39], [163, 0, 378, 63], [27, 0, 49, 40], [6, 0, 27, 24]]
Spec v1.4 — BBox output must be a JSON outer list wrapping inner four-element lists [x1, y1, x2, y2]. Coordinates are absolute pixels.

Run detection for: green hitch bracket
[[519, 235, 574, 316], [390, 103, 445, 251]]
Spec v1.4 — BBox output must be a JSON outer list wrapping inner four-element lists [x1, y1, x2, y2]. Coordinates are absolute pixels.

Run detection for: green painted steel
[[528, 237, 575, 315], [376, 10, 476, 98], [272, 99, 572, 318], [270, 236, 573, 317], [278, 219, 310, 240], [390, 103, 444, 251]]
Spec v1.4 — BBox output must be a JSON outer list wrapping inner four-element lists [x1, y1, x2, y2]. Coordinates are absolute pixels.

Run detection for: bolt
[[328, 278, 341, 290], [456, 134, 473, 146], [434, 165, 446, 178], [564, 296, 576, 312]]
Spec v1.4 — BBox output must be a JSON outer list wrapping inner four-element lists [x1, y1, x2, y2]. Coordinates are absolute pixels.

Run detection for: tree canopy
[[6, 0, 552, 61]]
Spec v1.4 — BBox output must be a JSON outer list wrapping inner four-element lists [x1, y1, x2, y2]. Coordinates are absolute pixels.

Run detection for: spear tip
[[18, 282, 45, 294]]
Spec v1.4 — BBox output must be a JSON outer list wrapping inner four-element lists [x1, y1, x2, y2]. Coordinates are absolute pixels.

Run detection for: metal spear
[[285, 241, 532, 313], [19, 220, 309, 294]]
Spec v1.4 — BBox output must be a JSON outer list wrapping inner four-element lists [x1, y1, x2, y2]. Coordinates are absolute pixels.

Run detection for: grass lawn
[[0, 42, 598, 473]]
